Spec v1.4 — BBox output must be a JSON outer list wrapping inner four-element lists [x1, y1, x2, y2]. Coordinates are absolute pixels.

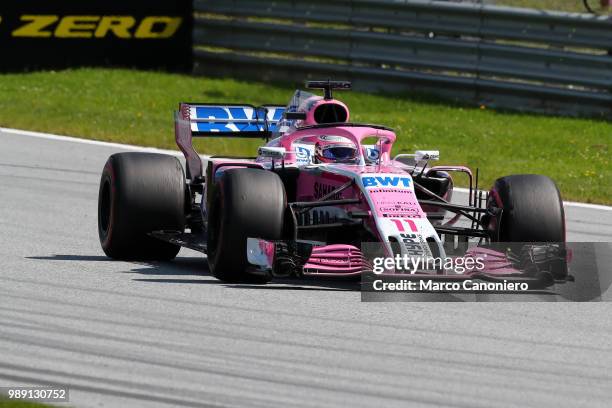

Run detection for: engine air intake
[[314, 103, 348, 124]]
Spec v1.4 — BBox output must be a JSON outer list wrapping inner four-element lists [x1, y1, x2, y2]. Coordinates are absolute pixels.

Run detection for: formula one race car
[[97, 81, 568, 286]]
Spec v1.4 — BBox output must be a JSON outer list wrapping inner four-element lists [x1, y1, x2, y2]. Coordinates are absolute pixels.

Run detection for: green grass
[[0, 397, 55, 408], [0, 68, 609, 204]]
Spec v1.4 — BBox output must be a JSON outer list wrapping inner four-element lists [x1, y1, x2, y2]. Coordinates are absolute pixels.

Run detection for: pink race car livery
[[97, 81, 569, 287]]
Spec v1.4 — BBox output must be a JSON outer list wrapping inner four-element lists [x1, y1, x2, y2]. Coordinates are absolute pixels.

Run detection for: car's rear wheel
[[207, 168, 286, 283], [98, 152, 185, 260]]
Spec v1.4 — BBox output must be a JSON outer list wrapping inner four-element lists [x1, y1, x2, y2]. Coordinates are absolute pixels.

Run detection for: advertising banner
[[0, 0, 192, 71]]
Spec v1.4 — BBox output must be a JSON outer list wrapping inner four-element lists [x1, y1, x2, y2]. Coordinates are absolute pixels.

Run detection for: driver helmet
[[314, 135, 359, 164]]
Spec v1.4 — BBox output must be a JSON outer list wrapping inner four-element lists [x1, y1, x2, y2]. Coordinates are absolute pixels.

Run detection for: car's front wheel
[[486, 174, 565, 242], [207, 168, 286, 283], [486, 174, 568, 280]]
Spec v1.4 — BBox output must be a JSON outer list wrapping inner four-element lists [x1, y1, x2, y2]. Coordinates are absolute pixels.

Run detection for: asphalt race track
[[1, 128, 611, 408]]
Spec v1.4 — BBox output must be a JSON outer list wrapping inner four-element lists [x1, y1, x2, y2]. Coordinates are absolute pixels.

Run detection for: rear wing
[[175, 103, 285, 180]]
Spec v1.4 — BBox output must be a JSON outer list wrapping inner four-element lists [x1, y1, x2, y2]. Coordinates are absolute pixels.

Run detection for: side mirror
[[258, 146, 286, 159], [415, 150, 440, 162]]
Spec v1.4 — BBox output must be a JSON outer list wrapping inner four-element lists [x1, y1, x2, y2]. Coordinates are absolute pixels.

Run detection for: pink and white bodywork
[[174, 81, 566, 281], [176, 84, 466, 277]]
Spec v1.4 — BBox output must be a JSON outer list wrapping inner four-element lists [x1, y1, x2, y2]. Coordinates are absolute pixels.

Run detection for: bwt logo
[[196, 106, 284, 122], [362, 176, 412, 188], [365, 148, 380, 161], [6, 15, 183, 39], [195, 106, 284, 133], [295, 147, 311, 159]]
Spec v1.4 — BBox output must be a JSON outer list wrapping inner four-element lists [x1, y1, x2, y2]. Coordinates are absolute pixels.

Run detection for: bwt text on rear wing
[[174, 102, 285, 181]]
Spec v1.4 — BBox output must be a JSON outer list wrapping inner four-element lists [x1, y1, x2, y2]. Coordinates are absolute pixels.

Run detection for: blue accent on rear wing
[[174, 102, 286, 181], [186, 104, 285, 137]]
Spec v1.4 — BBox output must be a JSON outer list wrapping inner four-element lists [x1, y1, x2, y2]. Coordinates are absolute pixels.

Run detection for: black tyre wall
[[207, 168, 286, 282], [98, 152, 185, 260], [489, 174, 565, 242]]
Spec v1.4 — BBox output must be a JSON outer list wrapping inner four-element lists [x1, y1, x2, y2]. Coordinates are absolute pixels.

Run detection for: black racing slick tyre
[[98, 152, 185, 261], [207, 168, 286, 283], [487, 174, 565, 242]]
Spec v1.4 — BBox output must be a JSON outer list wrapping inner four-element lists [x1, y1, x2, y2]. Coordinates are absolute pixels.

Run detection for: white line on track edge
[[2, 126, 610, 212], [0, 127, 182, 156]]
